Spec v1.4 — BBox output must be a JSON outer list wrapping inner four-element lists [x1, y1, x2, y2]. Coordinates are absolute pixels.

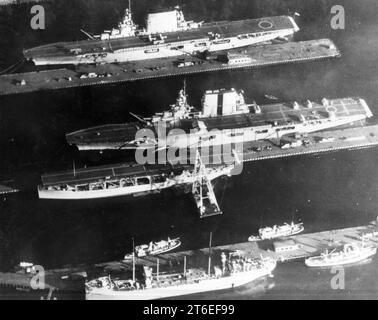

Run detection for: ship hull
[[125, 240, 181, 259], [305, 248, 377, 267], [65, 96, 373, 152], [261, 225, 304, 240], [38, 167, 230, 200], [165, 115, 369, 150], [86, 261, 276, 300], [248, 224, 304, 241], [29, 29, 295, 66], [71, 114, 369, 151], [24, 16, 299, 66]]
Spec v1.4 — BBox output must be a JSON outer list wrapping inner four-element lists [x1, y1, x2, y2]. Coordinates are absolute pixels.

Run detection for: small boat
[[124, 237, 181, 259], [248, 222, 304, 241], [264, 94, 279, 100], [305, 243, 377, 268]]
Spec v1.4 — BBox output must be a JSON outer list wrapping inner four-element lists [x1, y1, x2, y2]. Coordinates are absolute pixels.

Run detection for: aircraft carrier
[[23, 8, 299, 65], [65, 86, 373, 151]]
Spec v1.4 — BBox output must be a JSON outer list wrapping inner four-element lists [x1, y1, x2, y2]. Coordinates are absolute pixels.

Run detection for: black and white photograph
[[0, 0, 377, 307]]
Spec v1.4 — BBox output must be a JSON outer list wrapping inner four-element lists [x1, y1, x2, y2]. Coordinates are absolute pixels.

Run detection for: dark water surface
[[0, 0, 378, 299]]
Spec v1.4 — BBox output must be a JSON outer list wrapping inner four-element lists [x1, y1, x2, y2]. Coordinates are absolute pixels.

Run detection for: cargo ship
[[23, 6, 299, 65], [66, 86, 374, 152], [85, 252, 276, 300]]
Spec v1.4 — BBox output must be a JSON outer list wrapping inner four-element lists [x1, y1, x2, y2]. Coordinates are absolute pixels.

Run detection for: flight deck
[[24, 16, 295, 59]]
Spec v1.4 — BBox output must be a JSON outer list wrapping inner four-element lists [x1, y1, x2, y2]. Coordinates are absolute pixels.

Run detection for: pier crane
[[192, 150, 222, 218], [191, 148, 240, 218]]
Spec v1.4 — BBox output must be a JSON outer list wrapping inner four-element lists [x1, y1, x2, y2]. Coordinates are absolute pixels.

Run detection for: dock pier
[[176, 124, 378, 165], [96, 223, 378, 275], [0, 183, 19, 195], [0, 39, 340, 96]]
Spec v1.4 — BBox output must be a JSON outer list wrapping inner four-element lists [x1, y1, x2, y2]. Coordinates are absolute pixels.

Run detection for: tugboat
[[305, 243, 377, 267], [248, 222, 304, 241], [124, 237, 181, 259], [85, 251, 277, 300]]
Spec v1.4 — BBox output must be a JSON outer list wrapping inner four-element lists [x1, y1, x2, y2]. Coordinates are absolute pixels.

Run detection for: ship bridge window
[[145, 48, 159, 53], [229, 132, 244, 137], [195, 42, 207, 47], [89, 183, 103, 190], [213, 39, 231, 45], [153, 175, 167, 183], [276, 126, 296, 132], [120, 178, 135, 187], [137, 177, 150, 185], [76, 184, 89, 191]]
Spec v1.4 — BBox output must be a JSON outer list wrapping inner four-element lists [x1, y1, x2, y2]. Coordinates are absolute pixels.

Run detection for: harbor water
[[0, 0, 378, 299]]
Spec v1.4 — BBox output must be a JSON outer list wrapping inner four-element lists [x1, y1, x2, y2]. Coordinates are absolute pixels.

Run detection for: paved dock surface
[[0, 39, 340, 96], [96, 222, 378, 274], [176, 124, 378, 165], [240, 124, 378, 163]]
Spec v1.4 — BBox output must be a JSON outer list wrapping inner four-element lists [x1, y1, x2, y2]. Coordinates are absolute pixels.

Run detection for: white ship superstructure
[[96, 9, 138, 40]]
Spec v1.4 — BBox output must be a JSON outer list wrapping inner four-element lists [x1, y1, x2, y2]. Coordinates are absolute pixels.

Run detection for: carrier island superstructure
[[23, 7, 299, 65]]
